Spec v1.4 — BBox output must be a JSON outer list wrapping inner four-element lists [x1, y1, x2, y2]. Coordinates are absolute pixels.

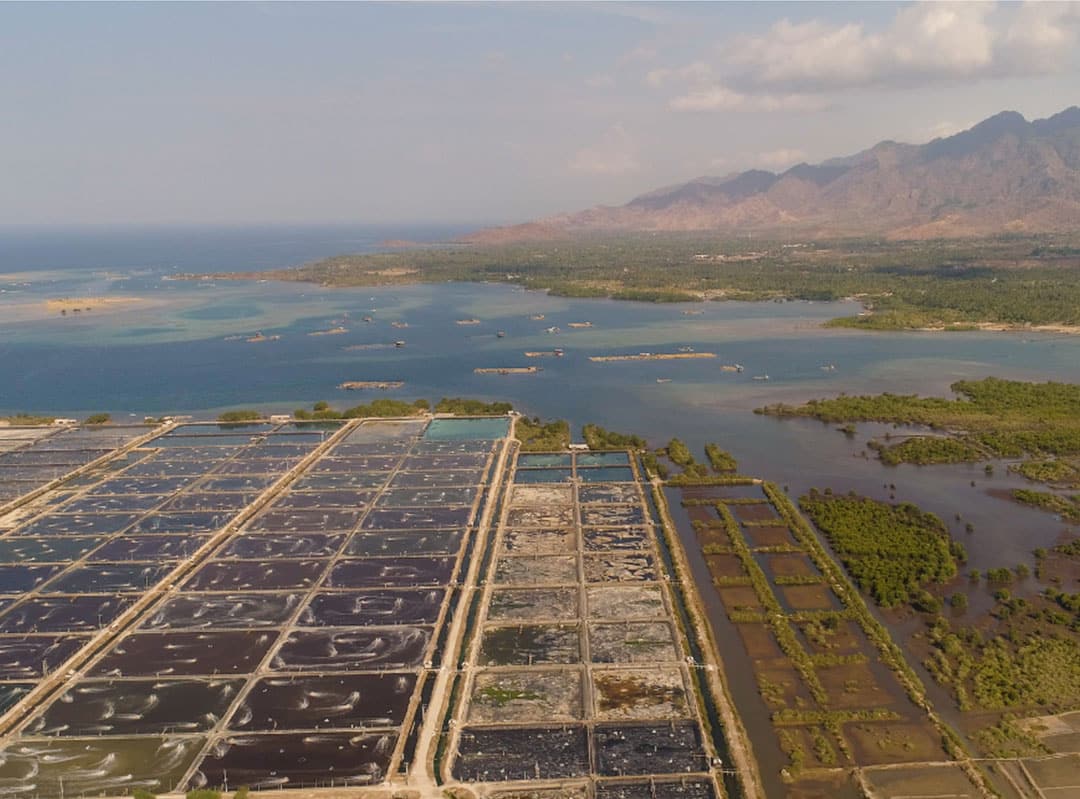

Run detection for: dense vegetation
[[217, 409, 261, 422], [641, 450, 668, 479], [293, 398, 429, 420], [662, 438, 709, 480], [1012, 459, 1080, 487], [666, 438, 694, 467], [866, 435, 986, 465], [799, 491, 960, 608], [434, 397, 513, 415], [581, 423, 646, 450], [84, 413, 111, 425], [928, 609, 1080, 718], [1055, 539, 1080, 557], [647, 439, 745, 483], [294, 397, 512, 420], [239, 233, 1080, 329], [760, 378, 1080, 481], [760, 378, 1080, 431], [514, 416, 570, 451], [924, 538, 1080, 729], [1012, 489, 1080, 522], [704, 443, 738, 472]]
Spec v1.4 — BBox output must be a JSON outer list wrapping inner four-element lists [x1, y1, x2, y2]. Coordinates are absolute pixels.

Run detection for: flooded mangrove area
[[666, 481, 989, 799]]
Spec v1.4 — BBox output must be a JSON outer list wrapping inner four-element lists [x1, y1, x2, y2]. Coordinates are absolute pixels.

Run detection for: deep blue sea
[[0, 223, 471, 274]]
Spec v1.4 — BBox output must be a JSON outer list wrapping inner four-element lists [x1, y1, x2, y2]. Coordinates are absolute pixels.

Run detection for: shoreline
[[969, 321, 1080, 335]]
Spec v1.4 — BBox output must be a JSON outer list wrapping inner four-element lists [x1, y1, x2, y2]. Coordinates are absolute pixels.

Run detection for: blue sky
[[3, 1, 1078, 226]]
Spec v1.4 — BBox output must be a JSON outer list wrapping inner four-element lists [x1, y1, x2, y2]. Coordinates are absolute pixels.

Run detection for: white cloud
[[724, 19, 879, 91], [618, 43, 660, 66], [723, 1, 1080, 92], [648, 1, 1080, 113], [922, 119, 973, 140], [569, 124, 639, 175], [723, 4, 996, 91], [646, 61, 712, 88], [1000, 1, 1080, 74], [585, 73, 616, 89], [756, 148, 807, 169], [670, 84, 828, 113]]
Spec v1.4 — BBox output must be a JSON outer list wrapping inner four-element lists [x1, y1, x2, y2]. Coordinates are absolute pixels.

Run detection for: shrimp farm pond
[[2, 412, 1075, 799], [0, 416, 735, 799]]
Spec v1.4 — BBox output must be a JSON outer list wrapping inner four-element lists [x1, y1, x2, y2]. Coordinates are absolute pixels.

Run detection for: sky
[[2, 1, 1079, 227]]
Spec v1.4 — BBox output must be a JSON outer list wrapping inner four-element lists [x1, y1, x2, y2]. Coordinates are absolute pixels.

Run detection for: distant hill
[[467, 106, 1080, 242]]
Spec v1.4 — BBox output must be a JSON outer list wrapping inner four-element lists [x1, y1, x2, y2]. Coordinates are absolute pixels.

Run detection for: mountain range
[[468, 106, 1080, 242]]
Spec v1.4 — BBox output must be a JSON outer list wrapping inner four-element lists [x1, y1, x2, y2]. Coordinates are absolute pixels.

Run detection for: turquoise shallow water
[[424, 417, 510, 440]]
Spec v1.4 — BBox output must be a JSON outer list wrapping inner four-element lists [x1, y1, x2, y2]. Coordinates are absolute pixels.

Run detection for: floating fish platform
[[338, 381, 405, 390], [589, 352, 716, 362], [473, 366, 540, 375]]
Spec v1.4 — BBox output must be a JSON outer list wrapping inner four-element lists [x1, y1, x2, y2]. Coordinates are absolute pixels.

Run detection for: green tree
[[217, 409, 261, 422]]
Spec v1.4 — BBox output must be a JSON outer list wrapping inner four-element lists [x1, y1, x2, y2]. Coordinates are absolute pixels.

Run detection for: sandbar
[[44, 296, 144, 313]]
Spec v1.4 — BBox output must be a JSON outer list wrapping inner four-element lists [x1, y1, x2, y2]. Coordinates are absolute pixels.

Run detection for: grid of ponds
[[0, 417, 508, 797], [449, 451, 720, 798], [0, 425, 149, 507], [0, 423, 327, 690]]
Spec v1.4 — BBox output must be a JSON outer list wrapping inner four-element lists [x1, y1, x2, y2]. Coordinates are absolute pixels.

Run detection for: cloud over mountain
[[651, 2, 1080, 113]]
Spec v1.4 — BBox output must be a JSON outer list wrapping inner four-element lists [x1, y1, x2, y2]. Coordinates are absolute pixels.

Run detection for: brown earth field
[[732, 502, 782, 523], [744, 524, 800, 548], [764, 553, 821, 579], [704, 553, 746, 580], [844, 721, 950, 766], [736, 622, 784, 660], [780, 584, 842, 611], [817, 662, 898, 710]]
